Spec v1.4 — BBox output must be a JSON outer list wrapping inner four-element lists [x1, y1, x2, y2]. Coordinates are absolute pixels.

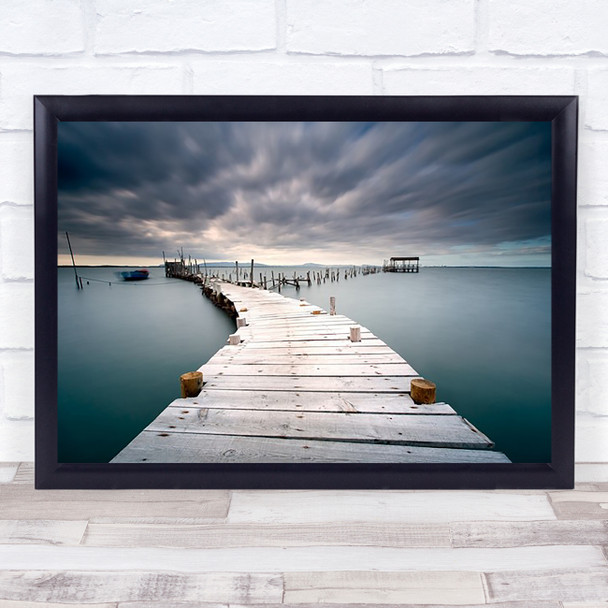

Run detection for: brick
[[0, 283, 34, 349], [0, 419, 33, 461], [585, 70, 608, 131], [577, 355, 608, 417], [576, 413, 608, 462], [286, 0, 475, 56], [584, 218, 608, 279], [577, 292, 608, 348], [0, 351, 34, 420], [191, 60, 374, 95], [488, 0, 608, 56], [382, 66, 576, 95], [578, 140, 608, 206], [0, 0, 85, 55], [95, 0, 276, 54], [0, 64, 185, 131], [0, 206, 34, 280], [0, 133, 33, 206]]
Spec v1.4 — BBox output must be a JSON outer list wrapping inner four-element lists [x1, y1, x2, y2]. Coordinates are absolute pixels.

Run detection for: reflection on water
[[58, 266, 550, 463]]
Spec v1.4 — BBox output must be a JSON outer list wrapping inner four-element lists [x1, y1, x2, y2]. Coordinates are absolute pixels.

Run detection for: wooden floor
[[1, 462, 608, 605], [114, 283, 508, 463]]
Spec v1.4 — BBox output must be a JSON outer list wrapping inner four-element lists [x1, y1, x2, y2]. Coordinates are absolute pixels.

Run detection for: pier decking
[[113, 283, 509, 464]]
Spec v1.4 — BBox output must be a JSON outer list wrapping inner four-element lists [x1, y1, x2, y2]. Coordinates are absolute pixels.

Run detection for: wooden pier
[[113, 282, 509, 464]]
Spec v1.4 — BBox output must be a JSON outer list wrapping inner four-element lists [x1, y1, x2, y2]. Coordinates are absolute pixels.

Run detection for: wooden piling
[[330, 296, 336, 316], [349, 325, 361, 342], [411, 379, 437, 404], [250, 259, 254, 288], [180, 371, 203, 398]]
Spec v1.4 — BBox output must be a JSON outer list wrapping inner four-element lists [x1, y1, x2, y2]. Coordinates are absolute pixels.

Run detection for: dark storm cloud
[[58, 120, 551, 263]]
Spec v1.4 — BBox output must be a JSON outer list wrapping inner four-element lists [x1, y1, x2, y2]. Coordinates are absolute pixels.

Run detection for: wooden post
[[330, 296, 336, 316], [271, 270, 275, 287], [237, 317, 247, 328], [410, 378, 436, 404], [180, 371, 203, 398], [250, 259, 254, 288], [235, 261, 239, 282], [349, 325, 361, 342], [229, 334, 241, 345], [65, 231, 80, 289]]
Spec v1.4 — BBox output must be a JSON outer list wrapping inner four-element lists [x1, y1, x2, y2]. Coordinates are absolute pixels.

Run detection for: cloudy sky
[[57, 120, 551, 267]]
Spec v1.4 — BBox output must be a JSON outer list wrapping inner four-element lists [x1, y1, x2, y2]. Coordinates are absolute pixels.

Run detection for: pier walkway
[[113, 283, 509, 463]]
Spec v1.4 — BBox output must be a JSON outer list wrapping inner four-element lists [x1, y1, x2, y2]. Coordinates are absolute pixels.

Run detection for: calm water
[[58, 266, 551, 463]]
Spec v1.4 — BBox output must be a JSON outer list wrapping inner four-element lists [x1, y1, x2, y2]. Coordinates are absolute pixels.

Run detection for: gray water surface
[[58, 266, 550, 463]]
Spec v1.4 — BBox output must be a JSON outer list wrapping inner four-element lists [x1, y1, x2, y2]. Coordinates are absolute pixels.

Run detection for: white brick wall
[[0, 0, 606, 463]]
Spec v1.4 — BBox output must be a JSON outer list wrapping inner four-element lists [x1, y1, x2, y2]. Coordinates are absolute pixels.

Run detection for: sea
[[58, 265, 551, 463]]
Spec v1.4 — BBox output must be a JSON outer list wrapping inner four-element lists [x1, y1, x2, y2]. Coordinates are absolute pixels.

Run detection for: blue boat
[[120, 269, 149, 281]]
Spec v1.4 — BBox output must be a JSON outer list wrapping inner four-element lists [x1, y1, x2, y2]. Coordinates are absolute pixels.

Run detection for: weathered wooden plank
[[117, 603, 226, 608], [112, 432, 509, 464], [223, 345, 395, 356], [562, 603, 608, 608], [230, 338, 388, 349], [239, 315, 355, 327], [283, 571, 485, 604], [0, 545, 603, 572], [0, 571, 282, 604], [485, 567, 608, 602], [0, 484, 230, 520], [82, 522, 451, 548], [146, 409, 492, 449], [549, 491, 608, 520], [201, 362, 417, 377], [0, 520, 88, 545], [451, 520, 608, 547], [231, 604, 562, 608], [236, 327, 374, 339], [203, 374, 417, 392], [167, 390, 442, 413], [207, 352, 406, 365], [0, 601, 117, 608], [227, 491, 557, 523]]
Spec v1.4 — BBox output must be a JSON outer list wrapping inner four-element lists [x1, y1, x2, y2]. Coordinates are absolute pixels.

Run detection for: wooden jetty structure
[[383, 256, 420, 273], [113, 278, 509, 464]]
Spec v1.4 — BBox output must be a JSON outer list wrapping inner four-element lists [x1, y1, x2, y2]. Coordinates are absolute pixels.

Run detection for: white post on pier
[[349, 325, 361, 342], [237, 317, 247, 328], [330, 296, 336, 316], [229, 334, 241, 345]]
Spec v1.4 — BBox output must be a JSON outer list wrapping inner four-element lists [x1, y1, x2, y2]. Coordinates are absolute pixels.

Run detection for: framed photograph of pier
[[35, 95, 577, 489]]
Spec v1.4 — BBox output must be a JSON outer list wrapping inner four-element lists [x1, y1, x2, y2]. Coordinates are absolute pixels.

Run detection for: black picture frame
[[35, 95, 577, 489]]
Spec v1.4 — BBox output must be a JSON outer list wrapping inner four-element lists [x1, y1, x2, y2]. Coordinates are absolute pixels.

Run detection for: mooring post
[[349, 325, 361, 342], [65, 231, 80, 289], [229, 334, 241, 345], [250, 259, 254, 288], [235, 261, 239, 283], [237, 317, 247, 328], [410, 378, 436, 404], [180, 371, 203, 398], [330, 296, 336, 316]]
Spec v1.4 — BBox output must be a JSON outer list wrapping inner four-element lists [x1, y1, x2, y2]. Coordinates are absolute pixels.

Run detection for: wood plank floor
[[0, 462, 607, 605], [114, 283, 508, 463]]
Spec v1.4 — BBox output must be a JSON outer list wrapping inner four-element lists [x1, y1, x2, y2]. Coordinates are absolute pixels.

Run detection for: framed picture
[[35, 95, 577, 489]]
